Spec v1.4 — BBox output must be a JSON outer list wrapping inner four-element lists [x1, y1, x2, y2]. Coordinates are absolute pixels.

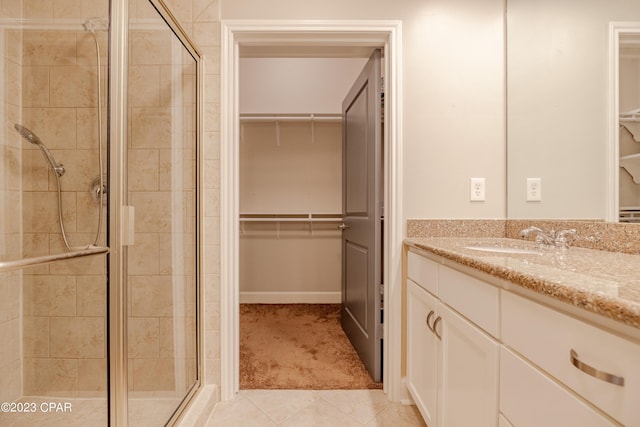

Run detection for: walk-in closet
[[619, 36, 640, 222], [238, 52, 383, 389]]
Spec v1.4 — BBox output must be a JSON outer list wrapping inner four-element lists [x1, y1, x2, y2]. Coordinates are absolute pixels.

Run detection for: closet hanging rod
[[239, 213, 342, 223], [239, 114, 342, 123], [239, 217, 342, 223]]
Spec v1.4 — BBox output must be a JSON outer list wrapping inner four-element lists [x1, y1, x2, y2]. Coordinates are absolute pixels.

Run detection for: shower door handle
[[338, 223, 350, 231]]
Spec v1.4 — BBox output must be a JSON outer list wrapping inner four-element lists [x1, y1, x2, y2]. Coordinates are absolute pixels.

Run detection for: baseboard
[[399, 376, 415, 406], [240, 291, 342, 304]]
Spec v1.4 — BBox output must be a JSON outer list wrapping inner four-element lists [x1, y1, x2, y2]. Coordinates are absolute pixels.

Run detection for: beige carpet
[[240, 304, 382, 390]]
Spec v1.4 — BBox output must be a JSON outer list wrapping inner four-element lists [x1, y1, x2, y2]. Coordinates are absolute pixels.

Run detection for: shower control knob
[[338, 223, 350, 231]]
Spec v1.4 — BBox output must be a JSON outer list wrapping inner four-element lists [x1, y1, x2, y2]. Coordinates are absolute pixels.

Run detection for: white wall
[[507, 0, 640, 219], [223, 0, 507, 221], [240, 58, 368, 114]]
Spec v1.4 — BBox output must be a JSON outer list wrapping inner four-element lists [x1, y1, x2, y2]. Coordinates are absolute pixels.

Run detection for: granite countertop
[[405, 237, 640, 330]]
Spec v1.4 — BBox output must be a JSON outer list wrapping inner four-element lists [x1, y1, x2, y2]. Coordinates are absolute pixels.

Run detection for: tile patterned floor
[[206, 389, 427, 427]]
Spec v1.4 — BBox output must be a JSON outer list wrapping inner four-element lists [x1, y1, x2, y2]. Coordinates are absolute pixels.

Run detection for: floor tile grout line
[[241, 390, 317, 426]]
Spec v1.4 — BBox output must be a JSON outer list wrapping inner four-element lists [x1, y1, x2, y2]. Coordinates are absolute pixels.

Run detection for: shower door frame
[[108, 0, 205, 426], [220, 20, 404, 403]]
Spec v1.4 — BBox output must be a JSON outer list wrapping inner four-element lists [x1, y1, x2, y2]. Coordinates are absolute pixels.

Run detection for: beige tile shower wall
[[126, 3, 198, 394], [0, 2, 23, 403], [22, 256, 107, 397], [19, 0, 110, 398], [239, 121, 342, 298], [20, 27, 109, 251]]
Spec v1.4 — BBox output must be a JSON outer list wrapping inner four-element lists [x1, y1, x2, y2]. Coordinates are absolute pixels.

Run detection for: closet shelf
[[620, 108, 640, 122], [239, 213, 342, 223], [240, 113, 342, 123], [620, 153, 640, 184]]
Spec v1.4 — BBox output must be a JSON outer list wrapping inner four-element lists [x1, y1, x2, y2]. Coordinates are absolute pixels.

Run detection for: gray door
[[340, 49, 383, 382]]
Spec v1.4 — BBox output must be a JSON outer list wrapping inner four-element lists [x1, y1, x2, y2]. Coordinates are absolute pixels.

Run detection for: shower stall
[[0, 0, 201, 426]]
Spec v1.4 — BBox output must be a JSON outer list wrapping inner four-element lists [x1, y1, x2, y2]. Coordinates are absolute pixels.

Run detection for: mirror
[[506, 0, 640, 221]]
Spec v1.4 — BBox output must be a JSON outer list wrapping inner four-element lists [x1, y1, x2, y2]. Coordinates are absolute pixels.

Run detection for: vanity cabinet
[[502, 291, 640, 427], [406, 251, 499, 427], [405, 246, 640, 427]]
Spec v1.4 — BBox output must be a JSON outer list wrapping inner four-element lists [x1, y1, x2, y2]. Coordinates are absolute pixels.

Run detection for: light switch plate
[[470, 177, 485, 201]]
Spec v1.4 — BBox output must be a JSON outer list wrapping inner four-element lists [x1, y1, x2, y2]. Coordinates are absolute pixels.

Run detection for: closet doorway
[[220, 21, 403, 402], [238, 48, 381, 389]]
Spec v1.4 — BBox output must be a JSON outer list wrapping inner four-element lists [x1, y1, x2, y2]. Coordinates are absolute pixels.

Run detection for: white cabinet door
[[502, 291, 640, 426], [407, 279, 439, 426], [439, 303, 499, 427]]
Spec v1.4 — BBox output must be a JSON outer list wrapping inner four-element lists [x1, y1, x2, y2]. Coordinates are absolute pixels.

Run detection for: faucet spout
[[519, 226, 556, 246], [519, 226, 577, 248]]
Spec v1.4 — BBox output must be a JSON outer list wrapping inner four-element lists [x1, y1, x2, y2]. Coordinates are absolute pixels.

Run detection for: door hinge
[[377, 323, 384, 339]]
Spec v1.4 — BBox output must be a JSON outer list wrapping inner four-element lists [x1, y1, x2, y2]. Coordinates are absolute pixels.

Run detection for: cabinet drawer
[[407, 250, 438, 295], [500, 346, 615, 427], [439, 265, 499, 338], [502, 291, 640, 426]]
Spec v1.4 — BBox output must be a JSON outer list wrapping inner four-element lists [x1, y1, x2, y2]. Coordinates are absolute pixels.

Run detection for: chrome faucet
[[554, 228, 577, 248], [520, 226, 555, 245], [519, 226, 577, 248]]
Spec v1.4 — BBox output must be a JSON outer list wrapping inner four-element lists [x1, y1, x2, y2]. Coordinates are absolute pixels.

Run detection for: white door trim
[[220, 20, 404, 402]]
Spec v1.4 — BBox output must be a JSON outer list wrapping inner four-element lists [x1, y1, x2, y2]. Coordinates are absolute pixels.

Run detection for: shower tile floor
[[0, 396, 181, 427], [206, 389, 427, 426], [0, 398, 107, 427]]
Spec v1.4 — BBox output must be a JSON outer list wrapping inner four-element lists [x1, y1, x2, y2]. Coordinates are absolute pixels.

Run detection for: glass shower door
[[0, 1, 110, 426], [126, 0, 199, 424]]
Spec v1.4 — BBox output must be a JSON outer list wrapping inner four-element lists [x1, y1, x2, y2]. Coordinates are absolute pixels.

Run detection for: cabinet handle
[[570, 349, 624, 386], [432, 316, 442, 340], [426, 311, 435, 331]]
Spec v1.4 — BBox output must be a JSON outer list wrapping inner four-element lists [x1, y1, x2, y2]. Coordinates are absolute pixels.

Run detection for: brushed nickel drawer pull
[[432, 316, 442, 340], [570, 349, 625, 386], [426, 310, 435, 332]]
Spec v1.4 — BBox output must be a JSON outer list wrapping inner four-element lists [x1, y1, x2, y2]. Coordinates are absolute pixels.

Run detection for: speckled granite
[[406, 219, 506, 238], [505, 220, 640, 255], [407, 219, 640, 255], [405, 237, 640, 330]]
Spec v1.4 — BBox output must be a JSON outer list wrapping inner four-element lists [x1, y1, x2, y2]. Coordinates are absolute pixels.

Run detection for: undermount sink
[[464, 245, 542, 255]]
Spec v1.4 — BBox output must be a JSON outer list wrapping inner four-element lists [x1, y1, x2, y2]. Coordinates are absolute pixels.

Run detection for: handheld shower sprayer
[[14, 124, 65, 177], [15, 123, 71, 250]]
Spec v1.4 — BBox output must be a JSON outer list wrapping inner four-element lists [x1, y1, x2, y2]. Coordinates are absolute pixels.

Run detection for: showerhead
[[14, 124, 65, 177], [14, 123, 42, 145]]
